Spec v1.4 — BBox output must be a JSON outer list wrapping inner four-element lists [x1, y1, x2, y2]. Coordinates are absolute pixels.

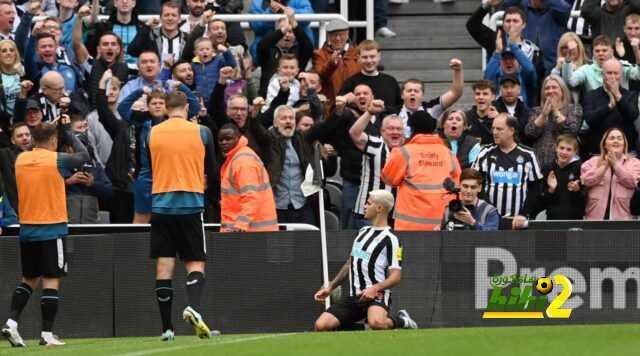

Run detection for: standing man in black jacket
[[248, 101, 316, 225], [583, 58, 639, 157], [492, 74, 531, 145]]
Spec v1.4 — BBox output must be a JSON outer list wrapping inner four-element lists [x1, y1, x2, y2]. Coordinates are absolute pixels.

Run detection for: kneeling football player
[[313, 190, 417, 331]]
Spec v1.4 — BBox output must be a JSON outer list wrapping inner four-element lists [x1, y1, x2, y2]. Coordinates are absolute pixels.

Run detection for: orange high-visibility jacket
[[220, 136, 278, 232], [381, 134, 461, 231], [16, 149, 67, 224]]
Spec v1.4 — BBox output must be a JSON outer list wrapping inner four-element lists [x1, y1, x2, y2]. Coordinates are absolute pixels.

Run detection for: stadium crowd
[[0, 0, 638, 233]]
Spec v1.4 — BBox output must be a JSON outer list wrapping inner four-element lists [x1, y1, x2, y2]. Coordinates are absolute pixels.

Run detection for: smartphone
[[81, 164, 93, 174], [192, 91, 202, 101]]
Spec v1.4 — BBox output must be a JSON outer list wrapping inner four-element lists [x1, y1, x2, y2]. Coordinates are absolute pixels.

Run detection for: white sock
[[6, 319, 17, 329], [41, 331, 52, 339]]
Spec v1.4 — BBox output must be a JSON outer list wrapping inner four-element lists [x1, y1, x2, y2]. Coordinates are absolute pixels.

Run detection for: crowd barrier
[[1, 229, 639, 338]]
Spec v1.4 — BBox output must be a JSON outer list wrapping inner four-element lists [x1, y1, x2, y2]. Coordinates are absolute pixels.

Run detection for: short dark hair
[[36, 33, 56, 44], [11, 121, 29, 136], [503, 6, 526, 22], [278, 53, 299, 66], [460, 168, 484, 185], [161, 0, 181, 14], [165, 91, 187, 111], [402, 78, 424, 93], [69, 114, 85, 124], [219, 123, 240, 135], [32, 122, 57, 145], [592, 35, 611, 48], [139, 49, 160, 61], [472, 80, 496, 92], [170, 60, 191, 75]]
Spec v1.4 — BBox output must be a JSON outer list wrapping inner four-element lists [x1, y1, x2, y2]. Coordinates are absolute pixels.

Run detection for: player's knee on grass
[[314, 313, 339, 331], [368, 317, 390, 330]]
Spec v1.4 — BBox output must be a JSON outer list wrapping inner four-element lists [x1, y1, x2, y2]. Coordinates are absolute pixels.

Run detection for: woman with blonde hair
[[551, 32, 590, 104], [581, 128, 640, 220], [525, 75, 582, 166], [0, 39, 22, 116]]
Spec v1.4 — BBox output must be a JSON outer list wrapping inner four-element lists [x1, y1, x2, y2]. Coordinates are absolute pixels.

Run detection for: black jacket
[[208, 82, 267, 159], [257, 25, 314, 97], [247, 115, 313, 192], [85, 58, 130, 110], [96, 88, 134, 191], [583, 86, 639, 157], [438, 129, 479, 169], [536, 159, 586, 219], [465, 106, 494, 146]]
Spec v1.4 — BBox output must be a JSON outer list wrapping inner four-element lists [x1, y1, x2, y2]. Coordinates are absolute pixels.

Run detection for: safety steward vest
[[381, 134, 461, 230], [149, 117, 205, 194], [15, 148, 67, 224], [220, 136, 278, 232]]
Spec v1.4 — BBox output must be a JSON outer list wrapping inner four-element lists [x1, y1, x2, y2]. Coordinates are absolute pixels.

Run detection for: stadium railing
[[33, 0, 375, 49]]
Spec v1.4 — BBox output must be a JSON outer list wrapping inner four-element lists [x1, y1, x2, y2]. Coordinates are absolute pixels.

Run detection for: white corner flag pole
[[313, 143, 331, 310], [319, 185, 330, 310]]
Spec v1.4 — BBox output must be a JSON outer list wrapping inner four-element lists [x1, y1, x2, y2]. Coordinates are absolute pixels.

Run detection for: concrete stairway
[[380, 0, 483, 108]]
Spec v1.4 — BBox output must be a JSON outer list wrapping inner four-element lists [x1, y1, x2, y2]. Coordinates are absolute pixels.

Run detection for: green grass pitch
[[1, 324, 639, 355]]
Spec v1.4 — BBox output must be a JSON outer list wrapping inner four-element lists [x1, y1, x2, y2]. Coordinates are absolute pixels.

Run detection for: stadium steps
[[382, 0, 483, 109]]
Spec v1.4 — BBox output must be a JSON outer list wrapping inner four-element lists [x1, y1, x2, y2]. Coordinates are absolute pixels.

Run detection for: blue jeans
[[375, 0, 388, 29], [341, 179, 360, 230]]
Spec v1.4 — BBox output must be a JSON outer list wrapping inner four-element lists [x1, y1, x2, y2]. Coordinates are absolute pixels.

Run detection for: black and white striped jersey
[[354, 135, 392, 215], [473, 144, 543, 217], [349, 226, 402, 303]]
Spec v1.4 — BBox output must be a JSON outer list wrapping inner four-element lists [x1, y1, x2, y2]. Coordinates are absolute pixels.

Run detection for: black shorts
[[327, 294, 391, 327], [20, 238, 67, 278], [150, 212, 206, 261]]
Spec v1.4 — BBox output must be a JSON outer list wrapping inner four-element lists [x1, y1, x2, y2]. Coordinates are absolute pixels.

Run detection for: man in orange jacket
[[312, 19, 361, 106], [381, 111, 462, 230], [219, 123, 278, 233]]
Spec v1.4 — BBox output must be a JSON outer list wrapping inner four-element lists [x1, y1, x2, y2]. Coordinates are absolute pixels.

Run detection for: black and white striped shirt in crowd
[[349, 226, 402, 304], [473, 144, 543, 217], [38, 93, 63, 123], [354, 135, 392, 216], [566, 0, 596, 37]]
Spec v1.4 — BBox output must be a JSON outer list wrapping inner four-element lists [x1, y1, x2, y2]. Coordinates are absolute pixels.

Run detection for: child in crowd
[[264, 53, 300, 111]]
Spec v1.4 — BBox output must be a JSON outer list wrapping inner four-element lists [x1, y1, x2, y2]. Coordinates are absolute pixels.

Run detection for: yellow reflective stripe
[[399, 146, 411, 180], [402, 182, 443, 190], [381, 172, 394, 186], [229, 217, 278, 229], [395, 213, 441, 225], [227, 151, 268, 191], [221, 182, 271, 195], [449, 150, 457, 173], [249, 219, 278, 228]]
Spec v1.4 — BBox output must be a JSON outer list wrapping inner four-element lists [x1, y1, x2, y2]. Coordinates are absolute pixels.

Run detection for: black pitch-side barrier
[[2, 228, 640, 338]]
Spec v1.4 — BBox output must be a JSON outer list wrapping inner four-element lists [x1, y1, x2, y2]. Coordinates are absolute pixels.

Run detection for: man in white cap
[[313, 189, 418, 332], [312, 18, 362, 106]]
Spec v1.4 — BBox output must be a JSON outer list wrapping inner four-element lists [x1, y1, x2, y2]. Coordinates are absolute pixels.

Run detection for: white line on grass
[[119, 333, 298, 356]]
